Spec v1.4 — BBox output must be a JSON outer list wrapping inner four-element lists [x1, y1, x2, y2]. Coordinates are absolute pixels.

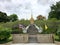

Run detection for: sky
[[0, 0, 60, 20]]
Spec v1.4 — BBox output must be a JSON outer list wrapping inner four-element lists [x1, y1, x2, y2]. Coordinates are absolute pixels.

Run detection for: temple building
[[23, 14, 43, 34]]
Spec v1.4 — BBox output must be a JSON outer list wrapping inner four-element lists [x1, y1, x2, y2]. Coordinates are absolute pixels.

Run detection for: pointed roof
[[30, 14, 34, 24], [27, 24, 38, 34]]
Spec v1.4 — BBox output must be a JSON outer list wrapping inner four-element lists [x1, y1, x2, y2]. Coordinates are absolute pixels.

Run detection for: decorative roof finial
[[30, 10, 34, 24]]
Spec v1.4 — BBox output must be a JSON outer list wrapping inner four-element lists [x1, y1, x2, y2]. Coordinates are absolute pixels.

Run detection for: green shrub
[[0, 26, 12, 41], [56, 32, 60, 41]]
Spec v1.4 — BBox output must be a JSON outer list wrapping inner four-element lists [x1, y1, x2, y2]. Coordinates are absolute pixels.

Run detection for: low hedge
[[0, 26, 12, 43]]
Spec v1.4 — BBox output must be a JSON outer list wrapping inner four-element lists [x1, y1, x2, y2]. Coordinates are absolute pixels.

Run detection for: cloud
[[0, 0, 60, 20], [0, 0, 11, 2]]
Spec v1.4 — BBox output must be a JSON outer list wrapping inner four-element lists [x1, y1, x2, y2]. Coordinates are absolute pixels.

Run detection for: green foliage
[[0, 19, 60, 42], [0, 19, 60, 34], [48, 1, 60, 20], [35, 19, 60, 34], [0, 26, 12, 41], [35, 20, 46, 33], [57, 32, 60, 41], [12, 28, 23, 34], [20, 19, 30, 26], [9, 14, 18, 22], [54, 34, 60, 41], [45, 19, 58, 34], [0, 11, 18, 23], [11, 20, 30, 34], [56, 25, 60, 41], [0, 20, 30, 34], [0, 11, 9, 22]]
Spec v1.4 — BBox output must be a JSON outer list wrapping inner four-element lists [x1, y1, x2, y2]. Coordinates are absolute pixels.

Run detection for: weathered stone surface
[[37, 34, 54, 43], [12, 34, 28, 43], [55, 41, 60, 45], [12, 34, 54, 43], [28, 35, 37, 43]]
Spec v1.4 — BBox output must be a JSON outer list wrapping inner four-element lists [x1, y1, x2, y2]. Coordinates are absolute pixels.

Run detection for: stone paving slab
[[11, 43, 56, 45], [55, 41, 60, 45], [0, 41, 60, 45]]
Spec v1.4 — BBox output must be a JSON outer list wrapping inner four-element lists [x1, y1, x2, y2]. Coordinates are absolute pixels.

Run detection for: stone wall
[[12, 34, 28, 43], [12, 34, 54, 43], [37, 34, 54, 43]]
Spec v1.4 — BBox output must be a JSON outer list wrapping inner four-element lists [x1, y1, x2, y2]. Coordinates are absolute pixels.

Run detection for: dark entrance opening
[[27, 24, 38, 35]]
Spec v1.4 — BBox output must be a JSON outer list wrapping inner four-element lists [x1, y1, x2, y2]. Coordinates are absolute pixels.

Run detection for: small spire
[[31, 14, 33, 18], [30, 12, 34, 24]]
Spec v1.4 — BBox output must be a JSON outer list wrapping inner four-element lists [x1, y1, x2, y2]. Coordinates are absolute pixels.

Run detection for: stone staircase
[[28, 35, 37, 43], [27, 24, 38, 43]]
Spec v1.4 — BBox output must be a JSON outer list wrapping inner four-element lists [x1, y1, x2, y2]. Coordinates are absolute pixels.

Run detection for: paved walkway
[[12, 43, 56, 45], [0, 42, 60, 45], [55, 41, 60, 45]]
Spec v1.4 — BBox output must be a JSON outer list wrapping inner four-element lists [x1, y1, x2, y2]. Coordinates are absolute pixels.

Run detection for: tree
[[0, 11, 9, 22], [9, 14, 18, 22], [37, 15, 46, 20], [45, 18, 58, 34], [48, 1, 60, 20]]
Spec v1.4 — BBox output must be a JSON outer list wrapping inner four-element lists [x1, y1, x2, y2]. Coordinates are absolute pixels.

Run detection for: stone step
[[28, 36, 37, 43]]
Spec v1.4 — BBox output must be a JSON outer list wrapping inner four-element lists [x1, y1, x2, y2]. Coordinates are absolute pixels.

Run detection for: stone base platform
[[12, 34, 54, 43]]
